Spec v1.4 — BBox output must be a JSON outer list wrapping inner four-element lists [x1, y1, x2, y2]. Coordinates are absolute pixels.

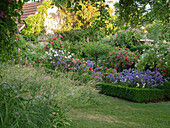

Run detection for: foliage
[[158, 81, 170, 100], [115, 0, 169, 26], [0, 81, 70, 128], [106, 47, 139, 72], [0, 0, 26, 61], [22, 0, 52, 35], [54, 0, 110, 33], [96, 83, 164, 102], [58, 0, 100, 30], [83, 41, 110, 68], [136, 42, 170, 78], [70, 72, 93, 84], [108, 28, 146, 53], [56, 28, 106, 42], [23, 34, 39, 44], [145, 21, 170, 42]]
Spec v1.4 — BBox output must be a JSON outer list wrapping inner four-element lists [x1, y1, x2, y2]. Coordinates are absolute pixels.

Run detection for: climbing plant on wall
[[22, 0, 52, 35]]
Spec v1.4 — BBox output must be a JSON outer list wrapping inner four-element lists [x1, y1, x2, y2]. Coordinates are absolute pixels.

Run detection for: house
[[17, 1, 43, 30], [18, 0, 64, 34]]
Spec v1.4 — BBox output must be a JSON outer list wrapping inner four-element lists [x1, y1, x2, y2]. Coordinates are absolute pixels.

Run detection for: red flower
[[89, 68, 92, 70], [43, 47, 46, 49], [105, 74, 107, 76], [93, 69, 95, 71], [115, 67, 117, 70], [162, 69, 166, 72], [61, 45, 64, 48], [37, 59, 41, 62], [105, 68, 107, 70], [58, 47, 61, 49], [102, 76, 104, 78], [158, 68, 161, 71], [107, 80, 109, 82]]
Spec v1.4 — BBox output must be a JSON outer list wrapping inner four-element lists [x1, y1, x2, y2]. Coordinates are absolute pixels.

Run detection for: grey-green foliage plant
[[83, 42, 109, 69]]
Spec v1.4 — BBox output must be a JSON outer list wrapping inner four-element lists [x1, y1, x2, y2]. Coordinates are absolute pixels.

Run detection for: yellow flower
[[163, 40, 167, 43]]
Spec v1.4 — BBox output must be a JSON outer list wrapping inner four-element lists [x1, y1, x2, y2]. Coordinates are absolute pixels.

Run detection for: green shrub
[[136, 42, 170, 78], [96, 83, 164, 102], [158, 81, 170, 100], [56, 28, 106, 42], [23, 35, 39, 44], [105, 28, 146, 53], [103, 47, 139, 72]]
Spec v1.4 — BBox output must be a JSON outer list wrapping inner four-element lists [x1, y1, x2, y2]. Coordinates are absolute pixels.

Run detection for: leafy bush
[[105, 47, 139, 72], [145, 20, 170, 42], [107, 28, 145, 52], [23, 34, 39, 44], [56, 28, 106, 42], [136, 42, 170, 78], [96, 83, 164, 102]]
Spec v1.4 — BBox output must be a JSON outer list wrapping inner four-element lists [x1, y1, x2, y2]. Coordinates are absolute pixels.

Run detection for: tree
[[115, 0, 169, 27]]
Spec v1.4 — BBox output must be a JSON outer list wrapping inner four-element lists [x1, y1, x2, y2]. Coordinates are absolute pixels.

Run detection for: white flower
[[136, 83, 140, 87], [142, 83, 146, 88], [141, 26, 145, 30], [54, 54, 58, 56], [68, 55, 71, 59], [142, 49, 145, 52], [136, 75, 139, 78]]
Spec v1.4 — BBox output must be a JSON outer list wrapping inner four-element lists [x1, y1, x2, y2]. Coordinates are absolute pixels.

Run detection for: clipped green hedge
[[96, 83, 164, 102], [158, 81, 170, 100]]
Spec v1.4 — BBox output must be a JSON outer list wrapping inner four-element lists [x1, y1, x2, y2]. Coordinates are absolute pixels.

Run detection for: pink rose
[[59, 34, 63, 38], [52, 37, 57, 40]]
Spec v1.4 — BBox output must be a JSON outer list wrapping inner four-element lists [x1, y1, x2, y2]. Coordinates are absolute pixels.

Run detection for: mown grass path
[[67, 94, 170, 128]]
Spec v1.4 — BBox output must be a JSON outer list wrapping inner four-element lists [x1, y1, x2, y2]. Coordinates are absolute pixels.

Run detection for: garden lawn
[[67, 94, 170, 128]]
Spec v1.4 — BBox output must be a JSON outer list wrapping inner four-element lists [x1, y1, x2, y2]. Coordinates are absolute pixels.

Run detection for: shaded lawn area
[[67, 94, 170, 128]]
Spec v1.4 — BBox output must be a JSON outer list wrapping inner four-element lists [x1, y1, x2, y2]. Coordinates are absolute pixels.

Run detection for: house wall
[[44, 5, 64, 34]]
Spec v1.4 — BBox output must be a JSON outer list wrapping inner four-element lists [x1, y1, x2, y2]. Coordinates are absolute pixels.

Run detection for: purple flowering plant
[[102, 69, 167, 88]]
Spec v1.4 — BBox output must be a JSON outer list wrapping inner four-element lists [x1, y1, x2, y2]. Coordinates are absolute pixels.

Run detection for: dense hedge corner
[[158, 81, 170, 100], [96, 83, 165, 103]]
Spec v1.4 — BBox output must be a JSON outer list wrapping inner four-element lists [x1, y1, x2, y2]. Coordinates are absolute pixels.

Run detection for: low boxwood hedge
[[158, 81, 170, 100], [96, 83, 164, 103]]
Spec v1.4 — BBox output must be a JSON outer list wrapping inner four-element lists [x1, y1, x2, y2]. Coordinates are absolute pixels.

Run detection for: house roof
[[17, 1, 43, 29]]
